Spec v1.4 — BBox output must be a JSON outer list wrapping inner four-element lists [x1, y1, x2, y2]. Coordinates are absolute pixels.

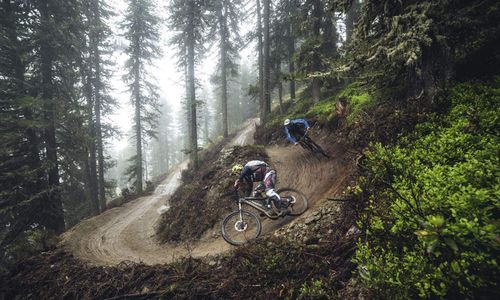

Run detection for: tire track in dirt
[[61, 120, 355, 265], [61, 119, 258, 265], [261, 131, 354, 233]]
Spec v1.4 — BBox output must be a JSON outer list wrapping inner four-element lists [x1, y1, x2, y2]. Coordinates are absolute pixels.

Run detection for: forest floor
[[61, 118, 356, 266], [60, 119, 259, 265]]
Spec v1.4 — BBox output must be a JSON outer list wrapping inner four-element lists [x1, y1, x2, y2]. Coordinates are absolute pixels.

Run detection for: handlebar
[[299, 129, 310, 141]]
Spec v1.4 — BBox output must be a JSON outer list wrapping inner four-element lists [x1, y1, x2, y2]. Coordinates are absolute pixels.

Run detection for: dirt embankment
[[60, 119, 260, 266], [0, 126, 361, 299], [157, 145, 269, 243], [59, 113, 358, 267]]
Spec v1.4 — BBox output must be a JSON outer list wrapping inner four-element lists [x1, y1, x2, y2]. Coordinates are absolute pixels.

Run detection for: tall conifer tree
[[121, 0, 161, 193], [169, 0, 207, 168], [207, 0, 243, 138]]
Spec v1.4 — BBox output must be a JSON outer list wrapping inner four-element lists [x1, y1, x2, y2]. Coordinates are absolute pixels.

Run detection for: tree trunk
[[263, 0, 271, 121], [133, 38, 143, 193], [134, 90, 143, 194], [187, 1, 198, 168], [256, 0, 264, 121], [4, 0, 42, 193], [92, 0, 106, 210], [218, 4, 228, 138], [345, 0, 360, 44], [164, 134, 169, 171], [311, 0, 322, 103], [39, 0, 65, 233], [84, 70, 99, 214], [203, 100, 209, 143], [323, 10, 338, 89], [184, 63, 190, 158], [287, 20, 296, 101], [277, 58, 283, 114], [83, 1, 100, 214]]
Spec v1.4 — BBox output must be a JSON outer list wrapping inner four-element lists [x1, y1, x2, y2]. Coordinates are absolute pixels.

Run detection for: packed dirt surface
[[61, 119, 354, 265], [261, 131, 354, 233]]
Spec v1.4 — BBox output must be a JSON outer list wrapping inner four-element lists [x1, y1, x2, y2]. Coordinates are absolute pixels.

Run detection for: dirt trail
[[261, 132, 354, 232], [61, 120, 354, 265]]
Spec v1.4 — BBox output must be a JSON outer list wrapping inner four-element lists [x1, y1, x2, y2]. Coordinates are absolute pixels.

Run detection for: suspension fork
[[238, 200, 243, 221]]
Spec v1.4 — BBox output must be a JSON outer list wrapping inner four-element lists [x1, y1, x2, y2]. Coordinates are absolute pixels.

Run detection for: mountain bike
[[296, 130, 330, 158], [221, 188, 308, 246]]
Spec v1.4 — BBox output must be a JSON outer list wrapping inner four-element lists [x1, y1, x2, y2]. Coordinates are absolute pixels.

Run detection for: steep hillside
[[2, 79, 498, 299], [2, 0, 499, 297]]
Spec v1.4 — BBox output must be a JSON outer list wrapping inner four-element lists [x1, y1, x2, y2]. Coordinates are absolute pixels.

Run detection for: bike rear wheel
[[277, 188, 308, 216], [221, 210, 261, 245]]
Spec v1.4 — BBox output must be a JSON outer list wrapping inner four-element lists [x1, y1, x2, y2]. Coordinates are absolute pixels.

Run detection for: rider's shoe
[[277, 208, 290, 217], [252, 191, 263, 198]]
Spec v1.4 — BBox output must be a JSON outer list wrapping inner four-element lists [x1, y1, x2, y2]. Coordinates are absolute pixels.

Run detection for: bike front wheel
[[277, 188, 308, 216], [303, 136, 330, 158], [221, 210, 261, 246]]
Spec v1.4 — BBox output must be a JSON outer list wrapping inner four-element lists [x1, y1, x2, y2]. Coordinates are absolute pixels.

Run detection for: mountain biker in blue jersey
[[232, 161, 289, 216], [284, 118, 310, 145]]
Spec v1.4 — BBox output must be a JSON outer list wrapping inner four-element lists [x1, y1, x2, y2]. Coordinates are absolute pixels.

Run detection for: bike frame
[[234, 192, 280, 220], [297, 133, 313, 150]]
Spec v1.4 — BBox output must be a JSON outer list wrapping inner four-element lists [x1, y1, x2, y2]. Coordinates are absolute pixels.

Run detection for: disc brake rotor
[[234, 220, 247, 232], [286, 196, 297, 204]]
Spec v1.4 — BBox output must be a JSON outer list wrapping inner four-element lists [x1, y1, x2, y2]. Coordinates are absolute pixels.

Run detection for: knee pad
[[265, 189, 280, 200]]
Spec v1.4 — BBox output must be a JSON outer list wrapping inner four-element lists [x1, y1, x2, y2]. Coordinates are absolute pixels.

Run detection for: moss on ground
[[338, 83, 373, 124], [264, 82, 373, 132]]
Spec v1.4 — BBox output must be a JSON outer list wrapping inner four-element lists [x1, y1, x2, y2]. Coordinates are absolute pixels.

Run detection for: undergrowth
[[264, 82, 371, 130], [353, 80, 500, 299]]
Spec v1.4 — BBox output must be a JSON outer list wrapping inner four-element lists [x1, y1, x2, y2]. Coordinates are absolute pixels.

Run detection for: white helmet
[[283, 118, 291, 126]]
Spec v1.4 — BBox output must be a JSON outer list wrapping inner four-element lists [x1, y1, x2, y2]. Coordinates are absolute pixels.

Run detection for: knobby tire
[[276, 188, 308, 216], [221, 210, 261, 246]]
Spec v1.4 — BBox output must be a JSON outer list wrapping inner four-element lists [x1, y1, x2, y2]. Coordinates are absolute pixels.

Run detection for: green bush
[[299, 279, 328, 299], [305, 97, 337, 123], [353, 81, 500, 298], [338, 83, 373, 124]]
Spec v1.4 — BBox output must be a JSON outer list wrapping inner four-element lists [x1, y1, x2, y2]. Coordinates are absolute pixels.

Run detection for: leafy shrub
[[1, 226, 57, 273], [299, 279, 329, 299], [305, 97, 337, 123], [337, 83, 373, 124], [353, 81, 500, 298]]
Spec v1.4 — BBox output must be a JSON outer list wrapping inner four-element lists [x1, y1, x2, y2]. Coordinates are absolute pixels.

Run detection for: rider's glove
[[234, 179, 240, 188]]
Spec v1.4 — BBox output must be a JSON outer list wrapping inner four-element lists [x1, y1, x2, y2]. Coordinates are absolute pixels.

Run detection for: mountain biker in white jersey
[[232, 160, 289, 215]]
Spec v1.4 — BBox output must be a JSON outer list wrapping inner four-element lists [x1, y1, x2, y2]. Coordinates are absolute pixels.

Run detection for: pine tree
[[206, 0, 243, 138], [168, 0, 207, 169], [82, 0, 117, 211], [262, 0, 271, 120], [285, 0, 299, 101], [255, 0, 264, 121], [36, 0, 66, 233], [0, 0, 49, 255], [344, 0, 361, 44], [35, 0, 93, 228], [150, 97, 175, 177], [1, 0, 96, 256], [121, 0, 161, 193], [294, 0, 339, 103]]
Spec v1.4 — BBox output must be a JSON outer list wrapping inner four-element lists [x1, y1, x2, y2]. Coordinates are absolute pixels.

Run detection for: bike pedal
[[277, 208, 290, 217]]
